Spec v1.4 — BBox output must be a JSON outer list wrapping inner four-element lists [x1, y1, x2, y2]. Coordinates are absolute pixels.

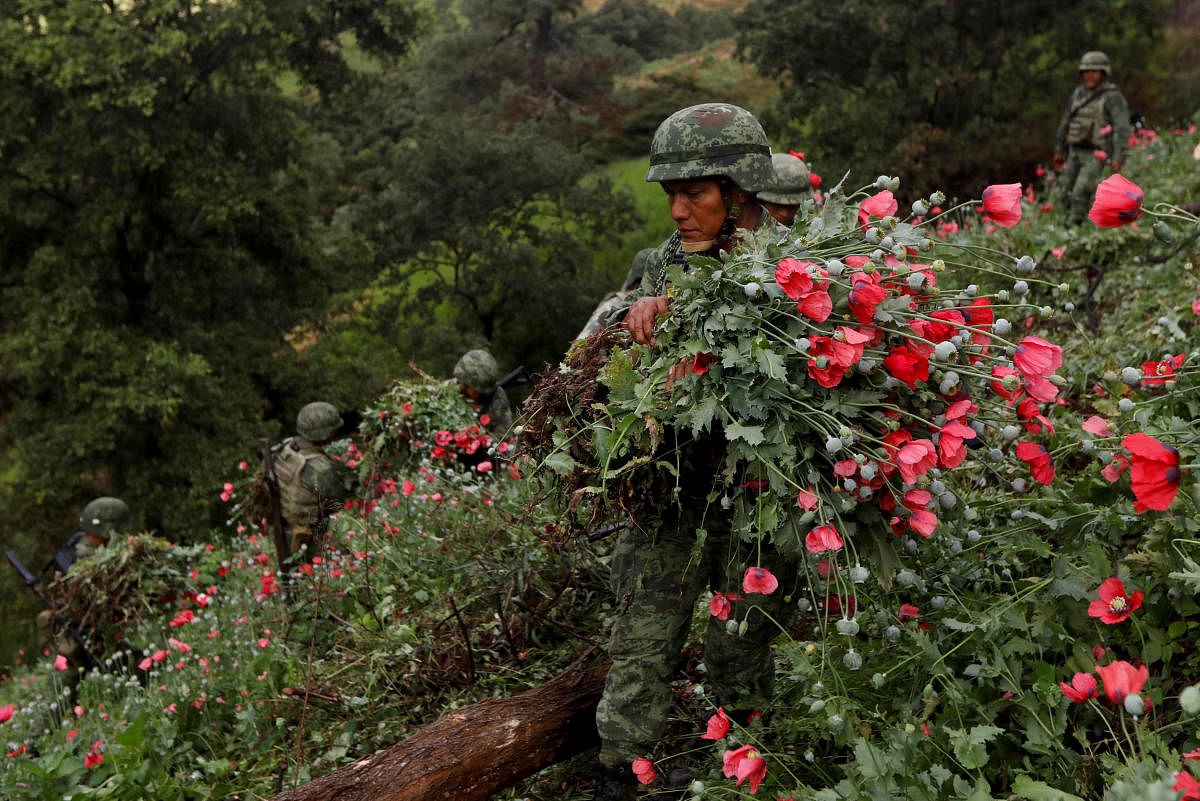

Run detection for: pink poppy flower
[[0, 704, 13, 723], [1093, 149, 1109, 162], [1095, 660, 1148, 704], [722, 744, 767, 794], [858, 190, 898, 227], [1082, 416, 1113, 436], [805, 525, 844, 554], [631, 757, 656, 785], [796, 488, 819, 511], [53, 654, 68, 671], [1060, 672, 1098, 703], [701, 707, 731, 740], [908, 509, 938, 537], [709, 592, 732, 621], [937, 422, 977, 469], [981, 183, 1022, 227], [1089, 174, 1144, 227], [895, 439, 937, 485], [1087, 577, 1143, 624], [743, 567, 779, 595], [1014, 337, 1063, 379]]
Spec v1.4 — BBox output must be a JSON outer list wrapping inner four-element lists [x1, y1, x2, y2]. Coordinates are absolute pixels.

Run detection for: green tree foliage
[[735, 0, 1175, 195], [0, 0, 420, 542]]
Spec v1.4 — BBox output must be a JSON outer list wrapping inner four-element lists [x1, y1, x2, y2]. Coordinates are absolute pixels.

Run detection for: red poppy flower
[[1176, 770, 1200, 801], [775, 258, 816, 300], [908, 509, 938, 537], [1122, 433, 1181, 512], [806, 334, 863, 388], [1015, 441, 1055, 485], [805, 525, 844, 554], [631, 758, 656, 785], [1089, 174, 1144, 227], [898, 603, 920, 623], [701, 707, 731, 740], [692, 352, 716, 375], [1095, 660, 1148, 704], [1087, 577, 1143, 623], [709, 592, 733, 620], [809, 173, 822, 189], [848, 272, 888, 324], [743, 567, 779, 595], [826, 594, 856, 617], [981, 183, 1022, 227], [722, 744, 767, 794], [1082, 416, 1113, 437], [883, 346, 930, 389], [1014, 337, 1063, 380], [937, 422, 977, 469], [1060, 672, 1098, 703], [796, 287, 833, 322], [1141, 353, 1185, 386], [84, 751, 104, 769]]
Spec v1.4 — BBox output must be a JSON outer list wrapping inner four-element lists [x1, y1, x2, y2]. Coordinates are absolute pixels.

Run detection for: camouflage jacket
[[275, 436, 349, 532], [1055, 82, 1131, 163]]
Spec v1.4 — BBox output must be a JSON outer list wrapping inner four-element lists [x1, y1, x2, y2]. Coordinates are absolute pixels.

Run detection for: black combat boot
[[593, 762, 637, 801]]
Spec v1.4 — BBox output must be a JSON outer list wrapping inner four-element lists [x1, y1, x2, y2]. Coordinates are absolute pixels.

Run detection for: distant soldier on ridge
[[270, 402, 350, 557], [1054, 50, 1131, 226], [453, 349, 513, 437]]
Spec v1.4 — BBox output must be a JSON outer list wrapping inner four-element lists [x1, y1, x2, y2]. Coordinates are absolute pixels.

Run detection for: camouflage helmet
[[296, 401, 343, 442], [454, 349, 499, 393], [79, 497, 130, 540], [645, 103, 774, 192], [1078, 51, 1111, 75], [758, 152, 814, 205]]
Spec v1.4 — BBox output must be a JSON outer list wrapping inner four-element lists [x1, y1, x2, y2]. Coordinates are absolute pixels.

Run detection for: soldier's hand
[[624, 295, 669, 347], [665, 357, 692, 391], [1110, 160, 1124, 173]]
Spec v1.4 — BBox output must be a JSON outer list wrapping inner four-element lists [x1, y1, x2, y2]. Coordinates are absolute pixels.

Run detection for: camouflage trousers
[[595, 510, 800, 768], [1061, 146, 1105, 225]]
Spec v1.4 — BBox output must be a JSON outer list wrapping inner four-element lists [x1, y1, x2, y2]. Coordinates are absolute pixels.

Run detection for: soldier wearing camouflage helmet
[[759, 151, 815, 227], [593, 103, 799, 800], [274, 402, 350, 555], [34, 497, 132, 689], [453, 349, 513, 437], [1054, 50, 1132, 225]]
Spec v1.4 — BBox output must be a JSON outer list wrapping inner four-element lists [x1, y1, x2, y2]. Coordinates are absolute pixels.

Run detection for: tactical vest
[[275, 438, 324, 532], [1065, 87, 1112, 148]]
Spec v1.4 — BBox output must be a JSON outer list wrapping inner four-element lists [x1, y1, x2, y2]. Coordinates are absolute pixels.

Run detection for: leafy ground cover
[[2, 126, 1200, 801]]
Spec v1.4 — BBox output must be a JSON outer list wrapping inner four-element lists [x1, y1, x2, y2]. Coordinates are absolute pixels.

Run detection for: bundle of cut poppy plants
[[541, 178, 1074, 568]]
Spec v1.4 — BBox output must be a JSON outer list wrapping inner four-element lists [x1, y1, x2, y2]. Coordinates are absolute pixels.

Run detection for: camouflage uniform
[[1055, 51, 1131, 225], [758, 151, 814, 227], [595, 104, 800, 784], [277, 402, 349, 555], [453, 349, 513, 437]]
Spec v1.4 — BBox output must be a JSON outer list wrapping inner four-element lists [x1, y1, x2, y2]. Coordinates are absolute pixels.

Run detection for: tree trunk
[[271, 663, 609, 801]]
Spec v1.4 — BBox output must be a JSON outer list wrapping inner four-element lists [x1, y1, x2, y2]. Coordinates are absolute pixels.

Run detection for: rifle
[[260, 438, 292, 568], [587, 522, 629, 542], [497, 365, 529, 389], [6, 550, 96, 670]]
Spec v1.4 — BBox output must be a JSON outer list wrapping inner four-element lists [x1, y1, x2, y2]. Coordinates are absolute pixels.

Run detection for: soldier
[[34, 497, 131, 702], [453, 349, 513, 437], [594, 103, 800, 800], [1054, 51, 1132, 226], [274, 402, 350, 556], [758, 151, 814, 227]]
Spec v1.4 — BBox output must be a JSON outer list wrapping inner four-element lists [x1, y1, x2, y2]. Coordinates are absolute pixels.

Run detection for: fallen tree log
[[272, 662, 610, 801]]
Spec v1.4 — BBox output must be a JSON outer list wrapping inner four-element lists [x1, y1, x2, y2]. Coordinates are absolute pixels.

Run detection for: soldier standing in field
[[594, 103, 800, 800], [273, 401, 350, 557], [1054, 51, 1132, 226], [453, 349, 513, 437], [758, 150, 814, 227]]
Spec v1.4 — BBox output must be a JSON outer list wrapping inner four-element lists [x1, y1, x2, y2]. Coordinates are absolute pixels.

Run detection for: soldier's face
[[1081, 69, 1103, 90], [663, 179, 728, 243], [763, 200, 799, 227]]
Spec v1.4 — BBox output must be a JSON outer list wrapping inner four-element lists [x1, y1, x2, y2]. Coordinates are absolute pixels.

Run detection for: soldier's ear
[[730, 187, 752, 205]]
